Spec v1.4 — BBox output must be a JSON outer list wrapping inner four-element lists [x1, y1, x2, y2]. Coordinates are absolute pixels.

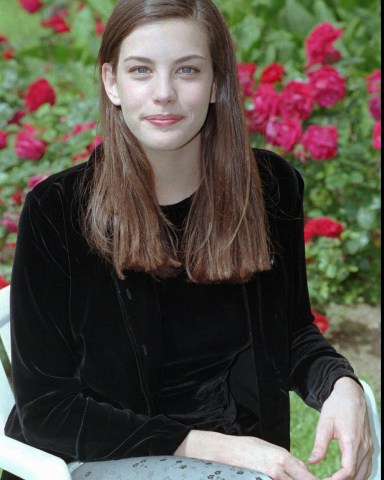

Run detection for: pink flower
[[265, 118, 302, 152], [19, 0, 42, 13], [373, 122, 381, 150], [304, 217, 344, 243], [0, 275, 10, 290], [260, 63, 286, 84], [3, 49, 14, 60], [27, 173, 51, 188], [237, 63, 257, 97], [308, 65, 346, 108], [72, 136, 103, 164], [11, 191, 23, 205], [7, 110, 26, 126], [305, 22, 343, 68], [95, 18, 105, 36], [366, 69, 381, 95], [87, 135, 103, 153], [301, 125, 338, 160], [247, 84, 280, 134], [1, 214, 19, 234], [312, 310, 329, 333], [279, 81, 314, 120], [15, 125, 47, 160], [62, 122, 97, 142], [41, 10, 70, 33], [0, 130, 8, 149], [369, 96, 381, 122], [25, 78, 56, 112]]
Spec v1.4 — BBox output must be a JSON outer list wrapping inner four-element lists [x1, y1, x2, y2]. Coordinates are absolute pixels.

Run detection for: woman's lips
[[145, 114, 184, 126]]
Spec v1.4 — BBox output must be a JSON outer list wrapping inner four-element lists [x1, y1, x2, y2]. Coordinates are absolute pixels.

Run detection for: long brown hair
[[82, 0, 271, 283]]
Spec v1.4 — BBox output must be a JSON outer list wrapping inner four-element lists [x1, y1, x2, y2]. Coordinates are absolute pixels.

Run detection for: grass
[[290, 392, 341, 478]]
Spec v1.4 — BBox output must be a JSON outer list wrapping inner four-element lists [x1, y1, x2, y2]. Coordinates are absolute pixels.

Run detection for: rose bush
[[215, 0, 381, 318], [0, 0, 381, 326]]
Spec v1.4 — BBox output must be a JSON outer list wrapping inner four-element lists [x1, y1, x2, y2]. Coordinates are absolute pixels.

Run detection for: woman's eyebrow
[[123, 54, 208, 64]]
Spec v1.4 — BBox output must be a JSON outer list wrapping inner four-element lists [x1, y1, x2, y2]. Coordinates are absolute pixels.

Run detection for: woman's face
[[102, 19, 215, 158]]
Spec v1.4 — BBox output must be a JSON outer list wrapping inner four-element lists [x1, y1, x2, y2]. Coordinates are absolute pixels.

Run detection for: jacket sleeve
[[8, 189, 191, 462], [287, 169, 360, 411]]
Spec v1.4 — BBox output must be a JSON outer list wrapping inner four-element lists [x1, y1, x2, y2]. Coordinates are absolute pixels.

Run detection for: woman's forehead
[[119, 19, 211, 61]]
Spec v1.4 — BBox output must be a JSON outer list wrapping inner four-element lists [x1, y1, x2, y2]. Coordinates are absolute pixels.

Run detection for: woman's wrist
[[174, 429, 228, 463]]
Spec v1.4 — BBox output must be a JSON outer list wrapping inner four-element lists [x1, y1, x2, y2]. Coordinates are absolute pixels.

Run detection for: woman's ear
[[102, 63, 121, 106]]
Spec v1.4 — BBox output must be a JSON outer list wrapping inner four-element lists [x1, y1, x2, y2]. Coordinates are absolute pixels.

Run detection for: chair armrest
[[0, 435, 71, 480]]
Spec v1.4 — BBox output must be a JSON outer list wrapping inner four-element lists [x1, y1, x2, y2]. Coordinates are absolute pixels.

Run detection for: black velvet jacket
[[5, 148, 357, 463]]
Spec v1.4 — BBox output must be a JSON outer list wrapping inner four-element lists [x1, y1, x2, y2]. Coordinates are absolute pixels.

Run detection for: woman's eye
[[132, 67, 150, 74], [179, 66, 196, 74]]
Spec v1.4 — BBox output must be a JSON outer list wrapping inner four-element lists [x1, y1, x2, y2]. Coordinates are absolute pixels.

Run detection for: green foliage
[[0, 0, 381, 312]]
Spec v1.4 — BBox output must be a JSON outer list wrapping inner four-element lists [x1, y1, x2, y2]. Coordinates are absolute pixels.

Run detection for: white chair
[[0, 284, 381, 479]]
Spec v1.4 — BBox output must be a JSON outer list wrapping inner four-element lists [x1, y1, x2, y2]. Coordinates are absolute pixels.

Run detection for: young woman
[[3, 1, 373, 479]]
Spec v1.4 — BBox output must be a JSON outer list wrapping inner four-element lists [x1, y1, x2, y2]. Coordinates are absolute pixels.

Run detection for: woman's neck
[[146, 139, 201, 206]]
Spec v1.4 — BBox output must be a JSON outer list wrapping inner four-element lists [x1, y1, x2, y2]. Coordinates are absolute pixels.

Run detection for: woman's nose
[[152, 75, 177, 104]]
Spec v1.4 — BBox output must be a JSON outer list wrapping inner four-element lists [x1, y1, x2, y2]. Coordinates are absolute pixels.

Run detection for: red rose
[[247, 84, 280, 134], [1, 215, 19, 234], [3, 49, 14, 60], [19, 0, 42, 13], [0, 275, 10, 290], [95, 17, 105, 36], [15, 125, 47, 160], [279, 81, 314, 120], [87, 135, 103, 154], [373, 122, 381, 150], [0, 130, 8, 149], [7, 110, 26, 125], [308, 65, 346, 108], [237, 63, 257, 97], [304, 217, 344, 243], [369, 96, 381, 122], [366, 69, 381, 95], [260, 63, 286, 84], [11, 191, 23, 205], [41, 11, 71, 33], [301, 125, 338, 160], [305, 22, 343, 68], [62, 121, 97, 142], [265, 118, 302, 152], [312, 310, 329, 333], [25, 78, 56, 112]]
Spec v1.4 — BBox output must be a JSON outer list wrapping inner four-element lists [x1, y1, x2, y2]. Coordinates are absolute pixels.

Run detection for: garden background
[[0, 0, 381, 478]]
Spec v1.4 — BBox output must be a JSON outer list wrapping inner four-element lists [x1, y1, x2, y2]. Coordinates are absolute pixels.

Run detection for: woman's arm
[[8, 188, 191, 461], [175, 430, 319, 480]]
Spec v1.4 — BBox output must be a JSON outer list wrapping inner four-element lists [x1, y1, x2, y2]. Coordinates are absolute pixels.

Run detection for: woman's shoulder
[[253, 148, 304, 214], [254, 148, 301, 184], [30, 160, 90, 204]]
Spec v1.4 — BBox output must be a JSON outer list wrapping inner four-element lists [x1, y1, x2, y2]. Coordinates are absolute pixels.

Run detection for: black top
[[156, 197, 250, 433], [4, 147, 359, 465]]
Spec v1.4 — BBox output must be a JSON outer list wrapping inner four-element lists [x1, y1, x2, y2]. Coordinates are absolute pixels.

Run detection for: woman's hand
[[175, 429, 319, 480], [308, 376, 373, 480]]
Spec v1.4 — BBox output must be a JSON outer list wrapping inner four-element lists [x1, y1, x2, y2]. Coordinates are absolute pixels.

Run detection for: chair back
[[0, 285, 14, 432]]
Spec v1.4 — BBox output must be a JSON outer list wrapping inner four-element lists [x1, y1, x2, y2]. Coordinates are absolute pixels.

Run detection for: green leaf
[[278, 0, 315, 37], [86, 0, 114, 19]]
